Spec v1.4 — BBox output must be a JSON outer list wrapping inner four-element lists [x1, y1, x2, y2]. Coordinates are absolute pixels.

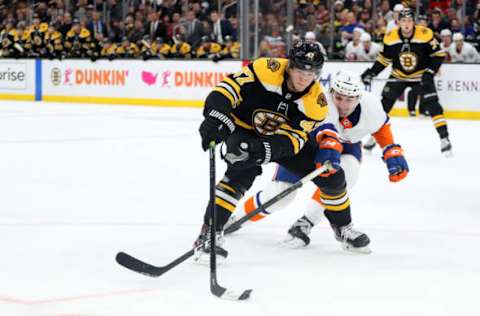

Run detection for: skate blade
[[341, 243, 372, 254], [442, 150, 454, 158], [282, 236, 308, 249]]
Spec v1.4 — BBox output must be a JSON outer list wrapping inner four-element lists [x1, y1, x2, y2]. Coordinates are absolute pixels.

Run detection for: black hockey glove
[[360, 68, 375, 86], [223, 137, 271, 169], [199, 109, 236, 151], [421, 70, 435, 89]]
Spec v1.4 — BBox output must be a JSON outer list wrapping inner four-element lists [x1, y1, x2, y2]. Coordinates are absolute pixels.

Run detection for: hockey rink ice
[[0, 100, 479, 316]]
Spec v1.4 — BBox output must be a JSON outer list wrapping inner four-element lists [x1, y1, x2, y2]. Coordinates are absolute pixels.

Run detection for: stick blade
[[221, 289, 253, 301], [211, 283, 252, 300], [115, 251, 164, 277]]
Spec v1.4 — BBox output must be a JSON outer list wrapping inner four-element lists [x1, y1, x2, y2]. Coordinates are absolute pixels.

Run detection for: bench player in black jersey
[[195, 41, 369, 261], [361, 9, 452, 157]]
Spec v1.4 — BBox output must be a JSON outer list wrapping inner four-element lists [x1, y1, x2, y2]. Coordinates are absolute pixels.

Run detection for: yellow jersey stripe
[[430, 51, 447, 57], [392, 69, 425, 79], [223, 77, 242, 99], [218, 182, 237, 194], [324, 199, 351, 212], [213, 87, 235, 106], [232, 114, 254, 130], [377, 54, 391, 66], [275, 129, 300, 154], [215, 197, 236, 212], [280, 124, 309, 143]]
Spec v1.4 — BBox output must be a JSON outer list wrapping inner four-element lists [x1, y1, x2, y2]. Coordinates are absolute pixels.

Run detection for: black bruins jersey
[[374, 25, 446, 79], [207, 57, 328, 155]]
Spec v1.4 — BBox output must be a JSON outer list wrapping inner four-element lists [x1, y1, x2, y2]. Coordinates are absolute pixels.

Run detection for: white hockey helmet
[[453, 32, 464, 41], [330, 70, 363, 98]]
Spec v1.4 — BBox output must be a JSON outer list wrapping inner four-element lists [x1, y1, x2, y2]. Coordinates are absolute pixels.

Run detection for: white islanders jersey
[[325, 90, 388, 144]]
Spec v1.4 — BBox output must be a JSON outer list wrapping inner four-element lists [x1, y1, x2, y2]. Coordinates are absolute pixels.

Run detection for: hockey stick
[[372, 78, 421, 83], [224, 161, 332, 234], [208, 142, 252, 300], [115, 162, 331, 277]]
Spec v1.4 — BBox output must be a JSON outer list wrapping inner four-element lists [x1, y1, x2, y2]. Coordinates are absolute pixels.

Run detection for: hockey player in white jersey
[[356, 33, 382, 62], [449, 33, 480, 63], [225, 70, 409, 253]]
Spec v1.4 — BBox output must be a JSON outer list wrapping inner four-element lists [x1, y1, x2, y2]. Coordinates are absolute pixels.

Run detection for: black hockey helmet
[[399, 8, 415, 20], [288, 40, 324, 75]]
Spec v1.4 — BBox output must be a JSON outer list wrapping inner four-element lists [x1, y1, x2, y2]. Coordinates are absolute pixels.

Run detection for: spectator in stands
[[258, 39, 273, 57], [450, 0, 476, 21], [88, 11, 107, 38], [358, 8, 372, 26], [463, 16, 476, 38], [263, 21, 285, 57], [380, 0, 394, 23], [356, 32, 381, 61], [315, 2, 329, 26], [58, 12, 73, 37], [340, 11, 362, 43], [305, 31, 327, 59], [344, 27, 363, 61], [450, 18, 463, 34], [209, 10, 233, 45], [446, 8, 458, 23], [429, 8, 451, 39], [305, 14, 322, 40], [373, 16, 387, 41], [440, 29, 453, 52], [185, 9, 204, 47], [449, 32, 480, 63], [168, 12, 183, 40], [128, 19, 145, 44], [146, 11, 167, 42], [229, 16, 238, 41], [418, 15, 428, 27], [74, 0, 88, 22], [386, 3, 403, 33], [110, 20, 125, 43]]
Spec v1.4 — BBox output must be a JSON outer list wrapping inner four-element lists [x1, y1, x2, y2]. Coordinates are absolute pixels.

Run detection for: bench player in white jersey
[[225, 70, 409, 253]]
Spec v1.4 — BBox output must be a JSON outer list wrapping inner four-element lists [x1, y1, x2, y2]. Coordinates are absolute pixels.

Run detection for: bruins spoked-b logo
[[267, 58, 280, 72], [399, 52, 418, 72], [51, 67, 62, 86], [252, 109, 287, 135]]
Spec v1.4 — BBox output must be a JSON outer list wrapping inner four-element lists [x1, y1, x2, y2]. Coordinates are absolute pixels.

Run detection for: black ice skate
[[193, 224, 228, 264], [283, 216, 314, 248], [331, 223, 371, 254], [440, 137, 453, 158]]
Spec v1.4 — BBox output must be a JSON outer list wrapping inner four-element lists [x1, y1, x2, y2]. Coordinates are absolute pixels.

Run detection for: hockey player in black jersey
[[195, 40, 369, 262], [361, 9, 452, 157]]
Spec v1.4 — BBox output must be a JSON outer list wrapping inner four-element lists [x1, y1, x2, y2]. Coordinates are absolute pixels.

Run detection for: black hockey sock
[[203, 180, 245, 230], [324, 208, 352, 228], [432, 115, 449, 139]]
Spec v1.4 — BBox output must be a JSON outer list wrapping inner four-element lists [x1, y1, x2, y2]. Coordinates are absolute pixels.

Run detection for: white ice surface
[[0, 100, 478, 316]]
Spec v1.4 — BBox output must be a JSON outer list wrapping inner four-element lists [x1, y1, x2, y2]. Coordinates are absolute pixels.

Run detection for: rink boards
[[0, 58, 480, 120]]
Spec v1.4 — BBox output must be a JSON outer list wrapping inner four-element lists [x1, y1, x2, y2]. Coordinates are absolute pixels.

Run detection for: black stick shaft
[[209, 142, 222, 293]]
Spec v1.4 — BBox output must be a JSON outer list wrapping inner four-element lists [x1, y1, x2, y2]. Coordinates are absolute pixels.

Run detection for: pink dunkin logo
[[141, 71, 158, 86], [64, 68, 73, 85], [161, 71, 171, 87]]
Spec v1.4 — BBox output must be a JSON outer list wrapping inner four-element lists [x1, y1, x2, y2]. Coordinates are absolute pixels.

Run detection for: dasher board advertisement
[[42, 59, 243, 106], [0, 59, 36, 99]]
